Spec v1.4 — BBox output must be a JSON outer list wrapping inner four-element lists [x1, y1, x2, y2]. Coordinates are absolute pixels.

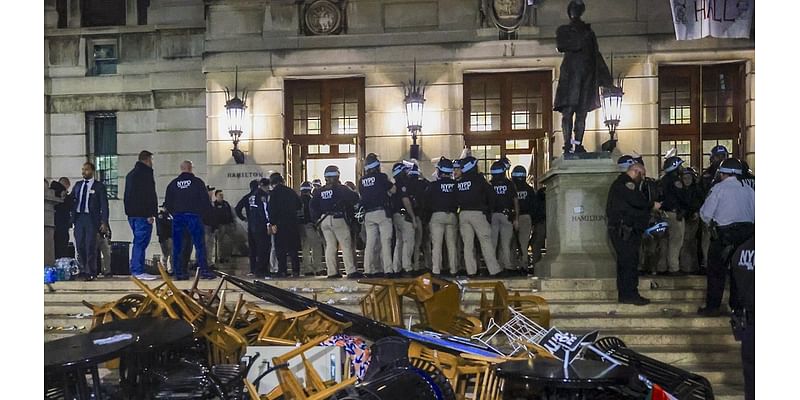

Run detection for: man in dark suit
[[267, 173, 302, 278], [71, 162, 109, 281], [124, 150, 159, 280]]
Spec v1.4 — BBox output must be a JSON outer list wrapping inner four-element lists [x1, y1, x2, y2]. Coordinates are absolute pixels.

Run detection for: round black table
[[91, 317, 194, 352], [91, 317, 195, 397], [495, 358, 636, 400], [45, 330, 138, 400]]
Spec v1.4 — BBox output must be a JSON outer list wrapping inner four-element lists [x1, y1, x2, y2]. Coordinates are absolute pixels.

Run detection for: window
[[88, 39, 118, 76], [137, 0, 150, 25], [56, 0, 68, 28], [464, 71, 552, 180], [81, 0, 126, 27], [285, 78, 365, 185], [658, 63, 744, 169], [86, 112, 119, 199]]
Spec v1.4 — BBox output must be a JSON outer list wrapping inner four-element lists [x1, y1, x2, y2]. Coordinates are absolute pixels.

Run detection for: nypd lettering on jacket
[[361, 176, 376, 187], [738, 248, 755, 271], [440, 183, 455, 193], [458, 181, 472, 191], [517, 191, 528, 200], [321, 189, 334, 200], [177, 180, 191, 189], [494, 185, 508, 195]]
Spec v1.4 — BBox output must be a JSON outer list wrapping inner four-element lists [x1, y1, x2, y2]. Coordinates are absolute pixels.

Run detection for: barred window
[[86, 112, 119, 199]]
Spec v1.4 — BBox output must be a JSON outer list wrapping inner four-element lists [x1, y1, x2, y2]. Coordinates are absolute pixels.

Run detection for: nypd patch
[[625, 182, 636, 190]]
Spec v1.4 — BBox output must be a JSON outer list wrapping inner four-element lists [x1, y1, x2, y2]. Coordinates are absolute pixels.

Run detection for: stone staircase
[[43, 267, 745, 399]]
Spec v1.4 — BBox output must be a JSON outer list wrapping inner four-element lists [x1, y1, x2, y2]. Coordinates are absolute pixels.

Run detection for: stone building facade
[[44, 0, 755, 255]]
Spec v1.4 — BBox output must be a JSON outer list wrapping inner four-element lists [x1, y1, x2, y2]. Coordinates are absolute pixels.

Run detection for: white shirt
[[700, 176, 755, 227], [76, 179, 95, 213]]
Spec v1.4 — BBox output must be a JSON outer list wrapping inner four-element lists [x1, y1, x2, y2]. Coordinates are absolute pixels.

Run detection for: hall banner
[[670, 0, 754, 40]]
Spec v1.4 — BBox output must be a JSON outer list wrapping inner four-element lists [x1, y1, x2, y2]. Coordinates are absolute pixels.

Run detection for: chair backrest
[[203, 320, 248, 366]]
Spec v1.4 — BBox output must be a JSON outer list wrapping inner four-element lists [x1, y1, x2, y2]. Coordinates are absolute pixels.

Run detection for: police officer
[[235, 179, 271, 277], [426, 157, 459, 276], [679, 167, 704, 274], [660, 156, 691, 276], [455, 156, 504, 278], [700, 145, 729, 270], [407, 164, 430, 271], [164, 160, 215, 280], [311, 165, 362, 279], [511, 166, 536, 271], [390, 163, 418, 276], [298, 181, 324, 275], [358, 153, 394, 277], [268, 172, 302, 278], [606, 163, 662, 305], [489, 160, 520, 272], [630, 155, 665, 275], [698, 158, 754, 317], [731, 236, 755, 400]]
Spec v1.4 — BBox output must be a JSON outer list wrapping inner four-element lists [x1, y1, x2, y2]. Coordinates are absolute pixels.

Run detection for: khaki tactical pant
[[680, 215, 700, 273], [516, 214, 533, 269], [491, 213, 515, 270], [364, 210, 394, 274], [300, 223, 324, 274], [392, 214, 415, 273], [430, 211, 458, 274], [664, 211, 686, 273], [319, 216, 356, 276], [459, 211, 502, 275]]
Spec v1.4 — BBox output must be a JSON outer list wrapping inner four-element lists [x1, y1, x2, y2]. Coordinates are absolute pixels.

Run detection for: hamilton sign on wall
[[303, 0, 345, 36]]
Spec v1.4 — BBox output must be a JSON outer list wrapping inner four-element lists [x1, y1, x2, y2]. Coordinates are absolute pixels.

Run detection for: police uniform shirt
[[268, 185, 301, 225], [659, 173, 691, 213], [300, 193, 313, 224], [165, 172, 212, 216], [426, 177, 458, 213], [408, 176, 428, 213], [606, 173, 653, 231], [390, 178, 411, 214], [515, 181, 536, 216], [311, 183, 358, 221], [699, 176, 755, 227], [358, 172, 392, 211], [490, 177, 517, 213], [237, 189, 269, 228], [455, 174, 493, 212]]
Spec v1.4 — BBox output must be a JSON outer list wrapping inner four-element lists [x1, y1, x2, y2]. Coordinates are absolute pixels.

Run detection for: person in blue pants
[[164, 160, 215, 280], [124, 150, 159, 280]]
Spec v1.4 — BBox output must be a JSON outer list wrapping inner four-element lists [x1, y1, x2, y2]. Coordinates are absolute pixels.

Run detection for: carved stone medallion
[[304, 0, 343, 35]]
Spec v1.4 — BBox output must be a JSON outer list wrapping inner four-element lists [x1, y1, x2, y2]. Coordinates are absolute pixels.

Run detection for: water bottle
[[44, 267, 56, 284], [330, 353, 336, 381]]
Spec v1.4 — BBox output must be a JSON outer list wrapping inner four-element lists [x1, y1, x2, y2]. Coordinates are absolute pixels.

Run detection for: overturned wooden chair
[[466, 281, 550, 328], [406, 274, 483, 337], [359, 280, 405, 327], [82, 294, 146, 329], [268, 335, 357, 400]]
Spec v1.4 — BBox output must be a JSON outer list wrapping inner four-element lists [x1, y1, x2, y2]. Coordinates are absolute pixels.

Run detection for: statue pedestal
[[537, 153, 619, 278]]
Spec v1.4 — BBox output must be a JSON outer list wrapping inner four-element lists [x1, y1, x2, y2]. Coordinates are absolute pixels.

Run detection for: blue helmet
[[392, 162, 407, 177], [645, 220, 669, 239], [711, 145, 729, 157], [511, 165, 527, 179], [662, 156, 684, 173], [460, 156, 478, 174], [617, 155, 636, 171], [490, 161, 506, 176], [437, 157, 454, 174]]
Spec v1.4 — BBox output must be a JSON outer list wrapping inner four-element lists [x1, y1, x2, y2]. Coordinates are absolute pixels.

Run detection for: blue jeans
[[128, 217, 153, 275], [171, 213, 208, 277]]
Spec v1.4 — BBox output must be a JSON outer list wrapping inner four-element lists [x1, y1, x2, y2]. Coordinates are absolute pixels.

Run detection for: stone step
[[713, 385, 745, 400], [584, 328, 739, 346], [628, 345, 740, 366], [552, 313, 731, 329], [686, 363, 745, 386], [537, 276, 708, 291]]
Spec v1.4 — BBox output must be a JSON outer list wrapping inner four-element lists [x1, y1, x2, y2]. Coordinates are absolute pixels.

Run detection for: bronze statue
[[553, 0, 612, 154]]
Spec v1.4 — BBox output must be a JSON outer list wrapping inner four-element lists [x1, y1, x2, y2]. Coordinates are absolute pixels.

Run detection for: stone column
[[537, 154, 619, 278], [44, 186, 62, 266]]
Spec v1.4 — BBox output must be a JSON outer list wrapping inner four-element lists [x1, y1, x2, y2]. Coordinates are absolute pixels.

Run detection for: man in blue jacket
[[164, 160, 215, 280], [124, 150, 159, 280], [71, 162, 109, 281]]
